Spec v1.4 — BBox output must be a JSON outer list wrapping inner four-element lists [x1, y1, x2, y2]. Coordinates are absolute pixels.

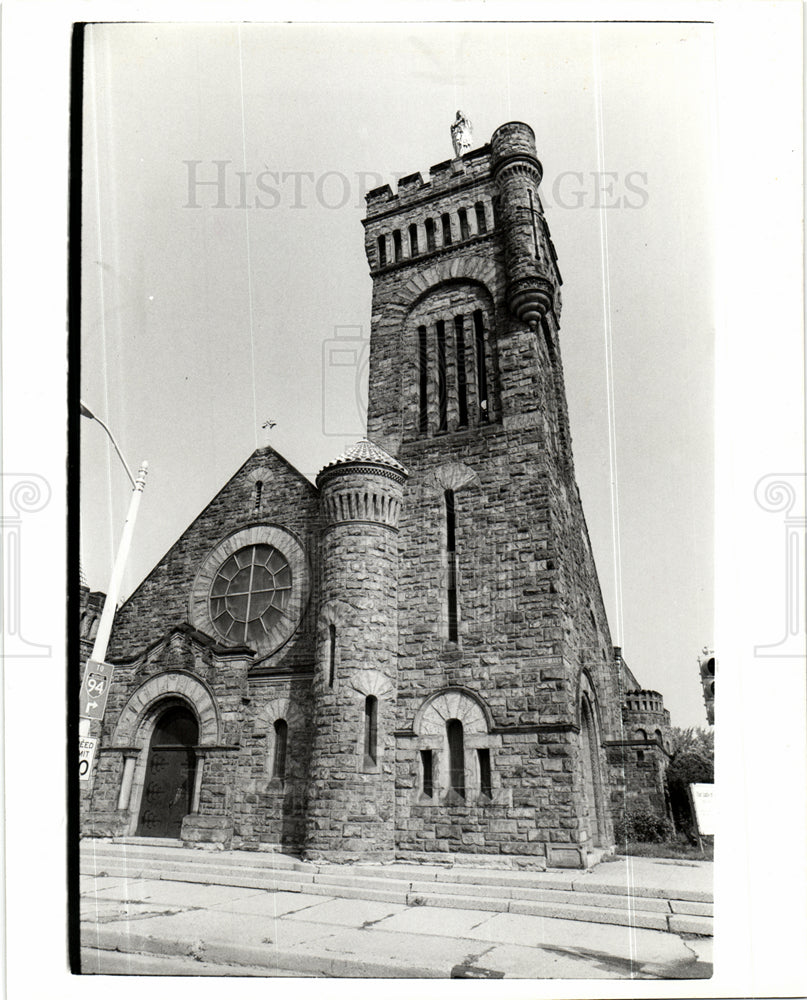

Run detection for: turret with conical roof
[[303, 440, 408, 861]]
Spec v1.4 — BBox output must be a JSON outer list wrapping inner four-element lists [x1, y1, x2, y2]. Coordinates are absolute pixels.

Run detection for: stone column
[[116, 751, 139, 811]]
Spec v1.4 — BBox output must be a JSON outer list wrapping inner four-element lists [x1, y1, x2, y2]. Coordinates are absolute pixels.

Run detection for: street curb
[[85, 925, 447, 978]]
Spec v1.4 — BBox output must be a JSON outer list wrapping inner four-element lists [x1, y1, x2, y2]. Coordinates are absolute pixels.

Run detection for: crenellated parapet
[[621, 688, 671, 751]]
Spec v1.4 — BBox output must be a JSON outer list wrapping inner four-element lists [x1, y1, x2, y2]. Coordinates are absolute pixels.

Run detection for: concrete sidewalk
[[80, 867, 713, 979]]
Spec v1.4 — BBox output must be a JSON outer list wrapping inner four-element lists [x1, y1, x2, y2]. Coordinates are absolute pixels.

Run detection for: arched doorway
[[580, 697, 604, 847], [136, 704, 198, 838]]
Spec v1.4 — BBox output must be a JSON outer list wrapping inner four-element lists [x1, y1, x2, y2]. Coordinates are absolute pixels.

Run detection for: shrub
[[615, 809, 674, 843]]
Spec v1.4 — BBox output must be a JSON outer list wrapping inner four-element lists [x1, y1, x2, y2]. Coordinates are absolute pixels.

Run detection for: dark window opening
[[528, 189, 540, 260], [418, 325, 428, 433], [458, 207, 470, 241], [409, 223, 419, 257], [364, 695, 378, 766], [478, 748, 492, 798], [436, 319, 447, 432], [473, 309, 489, 421], [425, 218, 436, 252], [441, 212, 452, 246], [272, 718, 288, 779], [446, 488, 458, 642], [637, 749, 645, 762], [254, 480, 263, 510], [454, 315, 468, 427], [377, 234, 387, 267], [421, 749, 434, 797], [447, 719, 465, 797], [328, 624, 336, 687], [475, 201, 487, 234], [393, 229, 402, 262]]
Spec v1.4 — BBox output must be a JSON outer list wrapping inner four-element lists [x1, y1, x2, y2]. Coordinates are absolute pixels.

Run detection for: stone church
[[80, 119, 672, 868]]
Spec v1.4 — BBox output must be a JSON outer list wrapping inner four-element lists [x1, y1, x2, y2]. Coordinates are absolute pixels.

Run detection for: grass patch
[[618, 837, 713, 862]]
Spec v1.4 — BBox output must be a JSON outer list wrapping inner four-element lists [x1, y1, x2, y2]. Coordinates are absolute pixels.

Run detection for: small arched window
[[441, 212, 452, 246], [393, 229, 402, 262], [475, 201, 487, 234], [458, 207, 470, 241], [447, 718, 465, 796], [409, 223, 419, 257], [254, 480, 263, 510], [635, 728, 647, 741], [377, 234, 387, 267], [364, 695, 378, 766], [272, 718, 288, 779]]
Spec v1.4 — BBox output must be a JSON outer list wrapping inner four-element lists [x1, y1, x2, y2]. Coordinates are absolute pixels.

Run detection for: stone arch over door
[[111, 671, 222, 836], [578, 672, 607, 849]]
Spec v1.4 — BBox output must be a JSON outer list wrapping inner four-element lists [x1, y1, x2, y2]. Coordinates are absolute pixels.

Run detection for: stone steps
[[80, 839, 713, 936]]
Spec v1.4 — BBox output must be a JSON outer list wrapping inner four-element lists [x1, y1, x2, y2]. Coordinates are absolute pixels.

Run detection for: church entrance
[[136, 705, 198, 838], [580, 698, 603, 847]]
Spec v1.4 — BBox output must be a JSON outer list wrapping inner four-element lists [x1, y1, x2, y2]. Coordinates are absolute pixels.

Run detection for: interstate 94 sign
[[79, 659, 114, 722]]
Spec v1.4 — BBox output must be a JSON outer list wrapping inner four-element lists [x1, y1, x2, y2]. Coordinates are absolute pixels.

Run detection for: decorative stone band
[[317, 461, 407, 486], [320, 494, 402, 532], [492, 156, 543, 185]]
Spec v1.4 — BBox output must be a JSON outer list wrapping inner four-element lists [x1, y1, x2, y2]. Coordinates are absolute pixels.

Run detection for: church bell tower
[[356, 117, 620, 866]]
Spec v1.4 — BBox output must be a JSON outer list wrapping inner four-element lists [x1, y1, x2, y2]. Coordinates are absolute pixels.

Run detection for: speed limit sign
[[79, 737, 98, 781]]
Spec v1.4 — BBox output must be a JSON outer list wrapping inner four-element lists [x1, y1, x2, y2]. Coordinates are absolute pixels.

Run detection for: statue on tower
[[450, 110, 473, 158]]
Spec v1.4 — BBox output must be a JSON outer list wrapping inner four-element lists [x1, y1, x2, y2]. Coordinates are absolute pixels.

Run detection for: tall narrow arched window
[[409, 223, 419, 257], [447, 718, 465, 796], [364, 695, 378, 766], [272, 718, 288, 780], [377, 234, 387, 267], [425, 218, 436, 252], [393, 229, 402, 262], [445, 490, 458, 642], [473, 309, 489, 421], [328, 624, 336, 687], [254, 480, 263, 510], [454, 315, 468, 428], [441, 212, 452, 246], [475, 201, 487, 234], [417, 325, 428, 434], [458, 207, 470, 241], [436, 319, 447, 432]]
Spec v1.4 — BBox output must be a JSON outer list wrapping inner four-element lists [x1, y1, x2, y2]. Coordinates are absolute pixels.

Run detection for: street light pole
[[90, 459, 148, 663], [80, 401, 148, 740]]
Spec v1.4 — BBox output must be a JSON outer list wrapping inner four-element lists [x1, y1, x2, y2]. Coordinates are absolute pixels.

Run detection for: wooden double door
[[136, 706, 198, 839]]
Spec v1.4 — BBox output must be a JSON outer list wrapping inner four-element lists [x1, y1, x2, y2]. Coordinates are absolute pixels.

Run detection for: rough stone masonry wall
[[105, 446, 321, 672], [230, 675, 314, 852], [84, 631, 251, 841], [364, 137, 620, 862], [303, 467, 403, 861], [83, 445, 321, 844]]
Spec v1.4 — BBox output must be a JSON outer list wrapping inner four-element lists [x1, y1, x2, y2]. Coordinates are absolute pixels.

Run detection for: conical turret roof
[[317, 438, 407, 479]]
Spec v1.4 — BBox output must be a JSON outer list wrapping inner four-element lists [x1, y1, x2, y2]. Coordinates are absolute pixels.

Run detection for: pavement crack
[[359, 910, 399, 929]]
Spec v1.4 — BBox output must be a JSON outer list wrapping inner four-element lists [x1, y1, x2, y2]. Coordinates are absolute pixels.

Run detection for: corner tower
[[362, 119, 621, 866], [303, 440, 407, 861]]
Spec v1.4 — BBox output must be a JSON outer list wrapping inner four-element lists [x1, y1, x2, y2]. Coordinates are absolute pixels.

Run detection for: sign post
[[688, 782, 715, 853]]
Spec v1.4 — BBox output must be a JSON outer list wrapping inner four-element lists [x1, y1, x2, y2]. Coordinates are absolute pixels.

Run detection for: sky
[[80, 20, 716, 729]]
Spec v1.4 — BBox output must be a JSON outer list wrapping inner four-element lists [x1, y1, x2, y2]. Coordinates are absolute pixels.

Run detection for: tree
[[665, 727, 714, 834]]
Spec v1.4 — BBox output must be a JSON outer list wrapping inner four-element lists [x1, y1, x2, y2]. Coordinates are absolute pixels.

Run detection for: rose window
[[209, 544, 292, 646]]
